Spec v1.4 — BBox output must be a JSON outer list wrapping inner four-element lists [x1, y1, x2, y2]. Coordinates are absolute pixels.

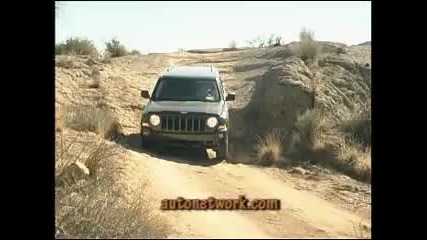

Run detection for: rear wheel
[[216, 132, 229, 160]]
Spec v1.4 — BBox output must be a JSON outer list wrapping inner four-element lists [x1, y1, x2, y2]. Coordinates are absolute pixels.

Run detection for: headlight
[[149, 114, 160, 126], [206, 117, 218, 128]]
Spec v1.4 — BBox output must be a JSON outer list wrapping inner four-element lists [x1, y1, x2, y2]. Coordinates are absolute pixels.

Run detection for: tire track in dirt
[[127, 147, 370, 238]]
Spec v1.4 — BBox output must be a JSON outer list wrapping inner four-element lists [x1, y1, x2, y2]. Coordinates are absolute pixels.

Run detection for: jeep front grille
[[159, 113, 211, 132]]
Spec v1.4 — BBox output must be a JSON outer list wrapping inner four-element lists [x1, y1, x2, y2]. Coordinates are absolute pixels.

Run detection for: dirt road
[[121, 134, 371, 238]]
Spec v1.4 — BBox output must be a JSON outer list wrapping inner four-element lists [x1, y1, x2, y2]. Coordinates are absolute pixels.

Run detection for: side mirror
[[226, 93, 236, 101], [141, 90, 150, 99]]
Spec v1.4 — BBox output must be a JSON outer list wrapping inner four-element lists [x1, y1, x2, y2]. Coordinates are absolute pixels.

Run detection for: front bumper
[[141, 126, 226, 148]]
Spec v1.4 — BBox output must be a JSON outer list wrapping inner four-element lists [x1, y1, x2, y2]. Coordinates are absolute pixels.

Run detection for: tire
[[216, 132, 229, 160], [140, 132, 152, 150]]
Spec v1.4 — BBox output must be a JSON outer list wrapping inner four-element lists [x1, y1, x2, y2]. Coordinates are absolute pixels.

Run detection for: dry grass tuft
[[55, 132, 168, 238], [55, 124, 168, 238], [294, 108, 325, 150], [288, 107, 371, 182], [291, 28, 321, 63], [255, 129, 285, 166], [55, 132, 118, 185], [336, 138, 371, 182], [341, 104, 371, 147], [63, 104, 123, 141], [56, 57, 76, 69], [55, 180, 168, 239]]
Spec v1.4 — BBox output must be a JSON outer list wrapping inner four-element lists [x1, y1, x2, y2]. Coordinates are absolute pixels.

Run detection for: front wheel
[[216, 133, 229, 160], [140, 132, 153, 150]]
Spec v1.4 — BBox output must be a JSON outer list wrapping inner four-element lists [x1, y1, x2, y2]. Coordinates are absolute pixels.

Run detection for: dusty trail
[[125, 143, 370, 238]]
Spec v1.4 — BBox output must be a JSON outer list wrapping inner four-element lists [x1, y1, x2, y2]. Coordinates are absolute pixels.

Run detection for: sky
[[55, 1, 371, 54]]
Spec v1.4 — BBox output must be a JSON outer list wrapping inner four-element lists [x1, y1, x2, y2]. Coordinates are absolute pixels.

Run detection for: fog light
[[218, 133, 224, 139]]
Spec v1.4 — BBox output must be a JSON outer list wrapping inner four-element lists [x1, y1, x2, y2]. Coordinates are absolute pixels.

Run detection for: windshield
[[152, 77, 221, 102]]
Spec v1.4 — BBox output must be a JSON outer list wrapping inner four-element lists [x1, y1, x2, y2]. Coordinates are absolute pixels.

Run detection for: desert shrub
[[267, 34, 283, 47], [131, 49, 141, 55], [336, 137, 371, 182], [247, 36, 266, 48], [55, 43, 67, 55], [105, 38, 128, 57], [294, 108, 325, 150], [56, 37, 99, 56], [291, 28, 320, 63], [341, 105, 371, 147], [255, 129, 285, 166]]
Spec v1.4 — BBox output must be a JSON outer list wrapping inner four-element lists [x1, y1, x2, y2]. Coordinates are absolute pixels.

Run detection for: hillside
[[55, 42, 371, 238]]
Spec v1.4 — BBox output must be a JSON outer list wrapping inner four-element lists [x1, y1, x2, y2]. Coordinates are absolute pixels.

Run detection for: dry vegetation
[[255, 129, 285, 166], [290, 28, 321, 63], [61, 104, 122, 141], [56, 37, 130, 59], [55, 103, 168, 238], [252, 28, 371, 182], [56, 37, 99, 57], [247, 34, 283, 48], [106, 38, 129, 57]]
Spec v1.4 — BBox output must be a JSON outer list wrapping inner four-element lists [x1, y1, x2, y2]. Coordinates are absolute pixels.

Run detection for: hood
[[146, 101, 224, 115]]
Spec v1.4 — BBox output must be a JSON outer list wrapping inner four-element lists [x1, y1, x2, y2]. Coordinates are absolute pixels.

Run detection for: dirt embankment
[[55, 42, 371, 238]]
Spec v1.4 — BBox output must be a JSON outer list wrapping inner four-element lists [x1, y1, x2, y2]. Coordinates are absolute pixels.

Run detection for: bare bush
[[247, 34, 283, 49], [267, 34, 283, 47], [291, 28, 320, 63]]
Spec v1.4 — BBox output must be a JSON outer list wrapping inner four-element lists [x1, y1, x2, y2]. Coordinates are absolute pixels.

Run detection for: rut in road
[[122, 144, 370, 238]]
